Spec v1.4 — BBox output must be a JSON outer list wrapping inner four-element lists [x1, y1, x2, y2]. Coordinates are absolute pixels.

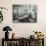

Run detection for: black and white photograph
[[13, 5, 37, 23]]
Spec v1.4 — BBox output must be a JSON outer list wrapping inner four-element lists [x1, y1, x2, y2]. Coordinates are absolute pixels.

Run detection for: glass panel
[[4, 40, 42, 46]]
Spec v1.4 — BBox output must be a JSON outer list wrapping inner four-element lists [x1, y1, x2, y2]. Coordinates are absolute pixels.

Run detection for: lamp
[[3, 26, 12, 39]]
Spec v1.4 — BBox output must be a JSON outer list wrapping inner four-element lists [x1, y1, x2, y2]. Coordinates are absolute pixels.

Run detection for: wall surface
[[0, 0, 46, 46]]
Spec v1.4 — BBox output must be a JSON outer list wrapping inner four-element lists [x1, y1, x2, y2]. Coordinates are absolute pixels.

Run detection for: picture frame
[[13, 5, 37, 23]]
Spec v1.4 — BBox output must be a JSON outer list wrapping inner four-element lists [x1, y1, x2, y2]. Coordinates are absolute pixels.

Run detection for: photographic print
[[13, 5, 37, 23]]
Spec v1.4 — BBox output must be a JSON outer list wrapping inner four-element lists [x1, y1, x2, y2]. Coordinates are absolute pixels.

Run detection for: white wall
[[0, 0, 46, 46]]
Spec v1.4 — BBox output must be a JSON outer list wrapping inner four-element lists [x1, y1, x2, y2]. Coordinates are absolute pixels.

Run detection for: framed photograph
[[13, 5, 37, 23]]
